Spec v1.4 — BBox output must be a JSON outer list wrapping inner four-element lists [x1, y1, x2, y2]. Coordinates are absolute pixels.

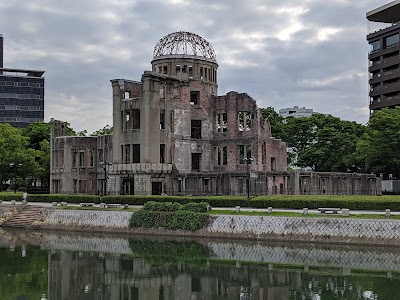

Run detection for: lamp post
[[50, 118, 55, 194], [9, 163, 22, 193], [243, 157, 254, 199], [99, 162, 112, 196]]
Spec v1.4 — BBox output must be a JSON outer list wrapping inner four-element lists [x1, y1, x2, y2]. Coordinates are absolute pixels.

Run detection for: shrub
[[181, 201, 209, 213], [129, 210, 170, 228], [129, 209, 209, 231], [143, 201, 181, 212], [167, 210, 209, 231]]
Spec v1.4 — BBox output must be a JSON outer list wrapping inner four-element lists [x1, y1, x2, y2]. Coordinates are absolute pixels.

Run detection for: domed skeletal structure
[[153, 31, 216, 62]]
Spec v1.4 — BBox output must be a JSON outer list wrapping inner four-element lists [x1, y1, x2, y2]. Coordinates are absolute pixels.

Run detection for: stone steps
[[2, 207, 42, 229]]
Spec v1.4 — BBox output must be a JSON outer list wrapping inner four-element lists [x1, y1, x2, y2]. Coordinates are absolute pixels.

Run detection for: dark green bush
[[167, 210, 209, 231], [129, 210, 171, 228], [0, 193, 100, 203], [181, 201, 209, 213], [143, 201, 181, 212], [128, 239, 210, 265], [129, 210, 209, 231]]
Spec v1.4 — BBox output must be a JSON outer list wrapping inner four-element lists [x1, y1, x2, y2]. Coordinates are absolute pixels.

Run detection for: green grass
[[209, 209, 400, 220], [55, 206, 139, 212]]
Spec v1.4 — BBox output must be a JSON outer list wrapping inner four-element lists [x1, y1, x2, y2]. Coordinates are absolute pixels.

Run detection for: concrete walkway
[[1, 201, 399, 216]]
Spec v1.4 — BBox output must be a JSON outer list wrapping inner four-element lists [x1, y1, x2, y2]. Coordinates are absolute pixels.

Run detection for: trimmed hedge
[[181, 201, 209, 213], [249, 195, 400, 210], [0, 193, 100, 203], [129, 210, 209, 231], [3, 192, 400, 211], [143, 201, 181, 212]]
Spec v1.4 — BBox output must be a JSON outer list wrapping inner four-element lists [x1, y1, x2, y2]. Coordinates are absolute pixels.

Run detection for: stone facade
[[50, 31, 381, 196]]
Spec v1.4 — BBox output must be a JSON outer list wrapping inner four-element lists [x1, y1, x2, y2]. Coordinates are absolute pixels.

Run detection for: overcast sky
[[0, 0, 391, 133]]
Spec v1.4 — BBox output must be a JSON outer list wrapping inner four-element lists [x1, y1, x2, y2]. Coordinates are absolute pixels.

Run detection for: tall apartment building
[[367, 1, 400, 113], [0, 35, 45, 127], [0, 34, 3, 68]]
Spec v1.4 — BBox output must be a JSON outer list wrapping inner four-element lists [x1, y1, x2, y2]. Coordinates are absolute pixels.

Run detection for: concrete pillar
[[141, 74, 161, 163], [111, 80, 123, 164]]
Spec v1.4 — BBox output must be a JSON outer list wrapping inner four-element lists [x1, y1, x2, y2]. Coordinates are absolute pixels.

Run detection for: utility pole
[[50, 118, 54, 194]]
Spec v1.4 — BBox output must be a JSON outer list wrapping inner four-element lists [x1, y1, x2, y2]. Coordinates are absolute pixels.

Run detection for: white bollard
[[11, 200, 15, 205], [385, 209, 391, 218], [267, 207, 272, 213], [303, 208, 308, 215], [341, 208, 350, 217], [235, 206, 240, 213]]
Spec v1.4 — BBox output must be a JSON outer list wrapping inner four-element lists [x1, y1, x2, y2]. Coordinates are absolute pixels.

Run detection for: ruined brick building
[[50, 32, 381, 196]]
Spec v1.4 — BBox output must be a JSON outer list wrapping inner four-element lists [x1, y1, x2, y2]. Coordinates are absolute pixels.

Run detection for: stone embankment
[[1, 205, 400, 246]]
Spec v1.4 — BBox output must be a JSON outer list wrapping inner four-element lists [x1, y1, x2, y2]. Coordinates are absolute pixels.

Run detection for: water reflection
[[0, 228, 399, 299]]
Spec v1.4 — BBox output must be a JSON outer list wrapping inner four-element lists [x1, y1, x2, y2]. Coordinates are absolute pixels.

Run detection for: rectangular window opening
[[160, 109, 165, 129], [271, 157, 276, 171], [190, 91, 199, 105], [188, 66, 193, 77], [238, 111, 251, 131], [216, 113, 227, 132], [192, 153, 201, 171], [132, 144, 140, 163], [160, 144, 165, 163], [215, 146, 228, 165], [238, 145, 252, 164], [191, 120, 202, 139], [125, 111, 130, 130], [124, 91, 130, 99], [125, 144, 130, 164], [132, 109, 140, 129], [79, 151, 85, 167], [163, 66, 168, 74]]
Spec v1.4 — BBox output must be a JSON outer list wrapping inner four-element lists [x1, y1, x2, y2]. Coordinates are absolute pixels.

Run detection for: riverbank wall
[[1, 206, 400, 246]]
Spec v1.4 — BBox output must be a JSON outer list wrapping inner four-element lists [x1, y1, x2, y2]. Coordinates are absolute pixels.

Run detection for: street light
[[99, 162, 112, 196], [9, 163, 22, 193], [243, 157, 254, 199]]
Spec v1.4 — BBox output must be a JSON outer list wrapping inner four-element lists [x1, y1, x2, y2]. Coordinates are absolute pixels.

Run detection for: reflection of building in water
[[48, 251, 299, 300], [48, 251, 105, 300]]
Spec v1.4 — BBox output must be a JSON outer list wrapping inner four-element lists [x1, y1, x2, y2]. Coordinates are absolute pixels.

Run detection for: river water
[[0, 229, 399, 300]]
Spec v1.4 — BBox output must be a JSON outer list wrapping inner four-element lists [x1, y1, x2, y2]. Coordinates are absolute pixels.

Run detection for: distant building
[[0, 35, 45, 128], [367, 1, 400, 114], [0, 34, 3, 69], [278, 106, 314, 118]]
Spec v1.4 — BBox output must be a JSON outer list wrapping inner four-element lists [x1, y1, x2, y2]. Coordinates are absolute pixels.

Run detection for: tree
[[356, 107, 400, 178], [91, 125, 113, 136], [259, 110, 366, 172], [22, 122, 50, 150], [296, 115, 365, 172], [259, 107, 284, 139], [0, 124, 40, 191]]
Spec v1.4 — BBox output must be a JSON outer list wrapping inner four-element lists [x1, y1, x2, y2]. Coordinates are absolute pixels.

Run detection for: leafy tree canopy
[[356, 107, 400, 178]]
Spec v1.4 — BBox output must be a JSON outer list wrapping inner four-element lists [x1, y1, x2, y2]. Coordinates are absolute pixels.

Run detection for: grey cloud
[[0, 0, 384, 132]]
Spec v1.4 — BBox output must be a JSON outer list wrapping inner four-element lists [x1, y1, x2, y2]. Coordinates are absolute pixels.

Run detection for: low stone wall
[[44, 209, 132, 230], [205, 215, 400, 245], [33, 209, 400, 246]]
